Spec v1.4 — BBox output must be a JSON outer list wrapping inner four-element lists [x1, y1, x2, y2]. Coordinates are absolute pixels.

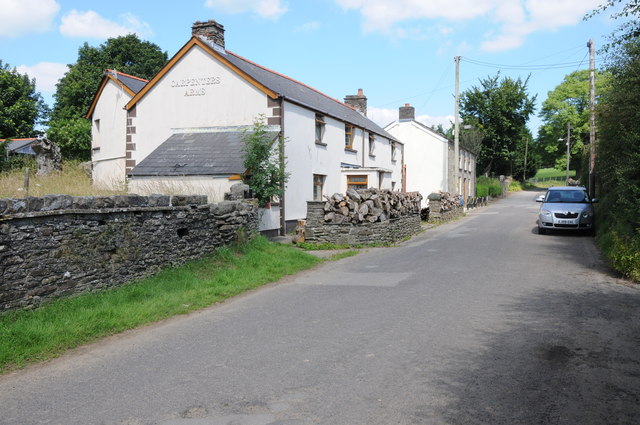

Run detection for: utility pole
[[523, 136, 529, 182], [588, 39, 596, 197], [565, 122, 571, 183], [454, 56, 460, 195]]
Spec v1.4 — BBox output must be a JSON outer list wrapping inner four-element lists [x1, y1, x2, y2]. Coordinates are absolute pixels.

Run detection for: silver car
[[536, 186, 597, 234]]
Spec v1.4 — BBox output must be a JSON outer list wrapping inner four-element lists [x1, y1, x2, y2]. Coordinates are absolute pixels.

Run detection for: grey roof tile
[[117, 73, 147, 94], [223, 50, 398, 142], [128, 130, 277, 176]]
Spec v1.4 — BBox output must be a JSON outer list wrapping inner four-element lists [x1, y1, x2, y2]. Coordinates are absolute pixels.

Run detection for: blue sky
[[0, 0, 620, 134]]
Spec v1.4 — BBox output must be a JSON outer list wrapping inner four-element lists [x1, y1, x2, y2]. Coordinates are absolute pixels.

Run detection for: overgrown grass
[[297, 241, 352, 250], [596, 224, 640, 283], [0, 160, 125, 198], [476, 176, 502, 197], [508, 180, 523, 191], [0, 236, 321, 373]]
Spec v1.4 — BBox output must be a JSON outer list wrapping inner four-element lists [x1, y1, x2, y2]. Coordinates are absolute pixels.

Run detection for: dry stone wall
[[0, 194, 258, 312], [304, 189, 422, 245]]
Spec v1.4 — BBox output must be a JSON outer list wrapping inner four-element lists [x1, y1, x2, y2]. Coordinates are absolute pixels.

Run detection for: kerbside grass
[[0, 236, 320, 373]]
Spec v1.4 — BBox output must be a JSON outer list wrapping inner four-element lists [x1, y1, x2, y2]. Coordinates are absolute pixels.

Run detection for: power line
[[461, 57, 588, 70]]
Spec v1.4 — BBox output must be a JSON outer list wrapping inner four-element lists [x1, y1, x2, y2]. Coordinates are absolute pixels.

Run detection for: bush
[[508, 180, 523, 191], [597, 226, 640, 282], [476, 176, 502, 197]]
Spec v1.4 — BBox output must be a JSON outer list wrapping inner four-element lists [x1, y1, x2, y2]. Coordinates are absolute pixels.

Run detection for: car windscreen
[[545, 190, 589, 203]]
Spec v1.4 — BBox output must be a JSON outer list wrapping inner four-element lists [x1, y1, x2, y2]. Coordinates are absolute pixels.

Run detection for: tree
[[587, 0, 640, 50], [49, 34, 167, 158], [597, 39, 640, 231], [0, 60, 48, 139], [459, 73, 537, 178], [242, 116, 289, 207], [535, 70, 611, 179], [46, 117, 92, 160]]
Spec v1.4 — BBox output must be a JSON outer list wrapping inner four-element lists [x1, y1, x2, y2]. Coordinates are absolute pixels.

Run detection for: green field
[[533, 167, 576, 180]]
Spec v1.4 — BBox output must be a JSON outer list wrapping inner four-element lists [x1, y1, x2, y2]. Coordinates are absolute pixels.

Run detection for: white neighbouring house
[[384, 104, 476, 206], [87, 70, 149, 189], [87, 20, 403, 235]]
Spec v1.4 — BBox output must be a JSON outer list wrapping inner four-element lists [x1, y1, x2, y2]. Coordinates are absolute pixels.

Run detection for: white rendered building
[[88, 20, 403, 235], [385, 104, 476, 205]]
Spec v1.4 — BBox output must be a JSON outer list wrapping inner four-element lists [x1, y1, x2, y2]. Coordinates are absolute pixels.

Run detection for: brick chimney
[[399, 103, 415, 121], [192, 20, 225, 49], [344, 88, 367, 116]]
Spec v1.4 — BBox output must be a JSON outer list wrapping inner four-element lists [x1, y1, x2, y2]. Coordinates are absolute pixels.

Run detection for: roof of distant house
[[128, 129, 277, 176], [0, 138, 38, 155]]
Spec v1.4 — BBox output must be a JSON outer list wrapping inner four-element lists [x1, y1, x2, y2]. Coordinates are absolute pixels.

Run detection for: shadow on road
[[426, 287, 640, 424]]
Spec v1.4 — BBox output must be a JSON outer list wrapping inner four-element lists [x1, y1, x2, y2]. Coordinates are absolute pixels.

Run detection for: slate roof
[[224, 50, 398, 142], [128, 130, 277, 176], [113, 71, 147, 94], [0, 138, 37, 155]]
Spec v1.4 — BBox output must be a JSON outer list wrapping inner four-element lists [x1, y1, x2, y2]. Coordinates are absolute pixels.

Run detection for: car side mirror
[[591, 198, 598, 203], [535, 195, 544, 202]]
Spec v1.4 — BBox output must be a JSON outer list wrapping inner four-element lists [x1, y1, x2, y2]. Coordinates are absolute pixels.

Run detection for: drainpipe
[[361, 129, 365, 167], [279, 98, 286, 236]]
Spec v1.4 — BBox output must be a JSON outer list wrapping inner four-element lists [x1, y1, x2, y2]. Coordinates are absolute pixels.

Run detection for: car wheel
[[538, 227, 546, 235]]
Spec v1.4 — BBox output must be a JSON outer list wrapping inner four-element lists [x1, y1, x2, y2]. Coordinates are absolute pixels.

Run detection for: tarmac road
[[1, 190, 639, 424]]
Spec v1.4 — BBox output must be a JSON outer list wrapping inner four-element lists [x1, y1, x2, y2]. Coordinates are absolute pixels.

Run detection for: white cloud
[[294, 21, 321, 33], [369, 106, 453, 130], [59, 10, 153, 39], [204, 0, 288, 20], [334, 0, 603, 51], [16, 62, 68, 94], [0, 0, 60, 37]]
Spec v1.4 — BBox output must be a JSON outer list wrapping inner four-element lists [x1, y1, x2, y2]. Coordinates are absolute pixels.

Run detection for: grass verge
[[596, 227, 640, 283], [0, 236, 321, 374], [296, 239, 410, 250]]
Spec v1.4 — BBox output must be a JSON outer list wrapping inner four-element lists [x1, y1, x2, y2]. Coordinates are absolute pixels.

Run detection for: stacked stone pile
[[427, 191, 460, 212], [427, 191, 462, 221], [322, 188, 422, 224]]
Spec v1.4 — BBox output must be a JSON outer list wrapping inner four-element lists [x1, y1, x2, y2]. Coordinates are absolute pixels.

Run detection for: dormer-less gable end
[[86, 70, 149, 119], [124, 37, 279, 111]]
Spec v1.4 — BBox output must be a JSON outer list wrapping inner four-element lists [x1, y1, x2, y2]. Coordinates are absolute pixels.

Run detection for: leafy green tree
[[597, 39, 640, 232], [459, 73, 536, 178], [242, 116, 289, 207], [587, 0, 640, 50], [0, 60, 48, 139], [584, 0, 640, 281], [535, 70, 611, 178], [49, 34, 167, 158], [46, 117, 92, 160]]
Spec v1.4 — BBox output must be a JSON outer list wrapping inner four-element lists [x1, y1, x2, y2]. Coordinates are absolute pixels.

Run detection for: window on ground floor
[[347, 175, 368, 191]]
